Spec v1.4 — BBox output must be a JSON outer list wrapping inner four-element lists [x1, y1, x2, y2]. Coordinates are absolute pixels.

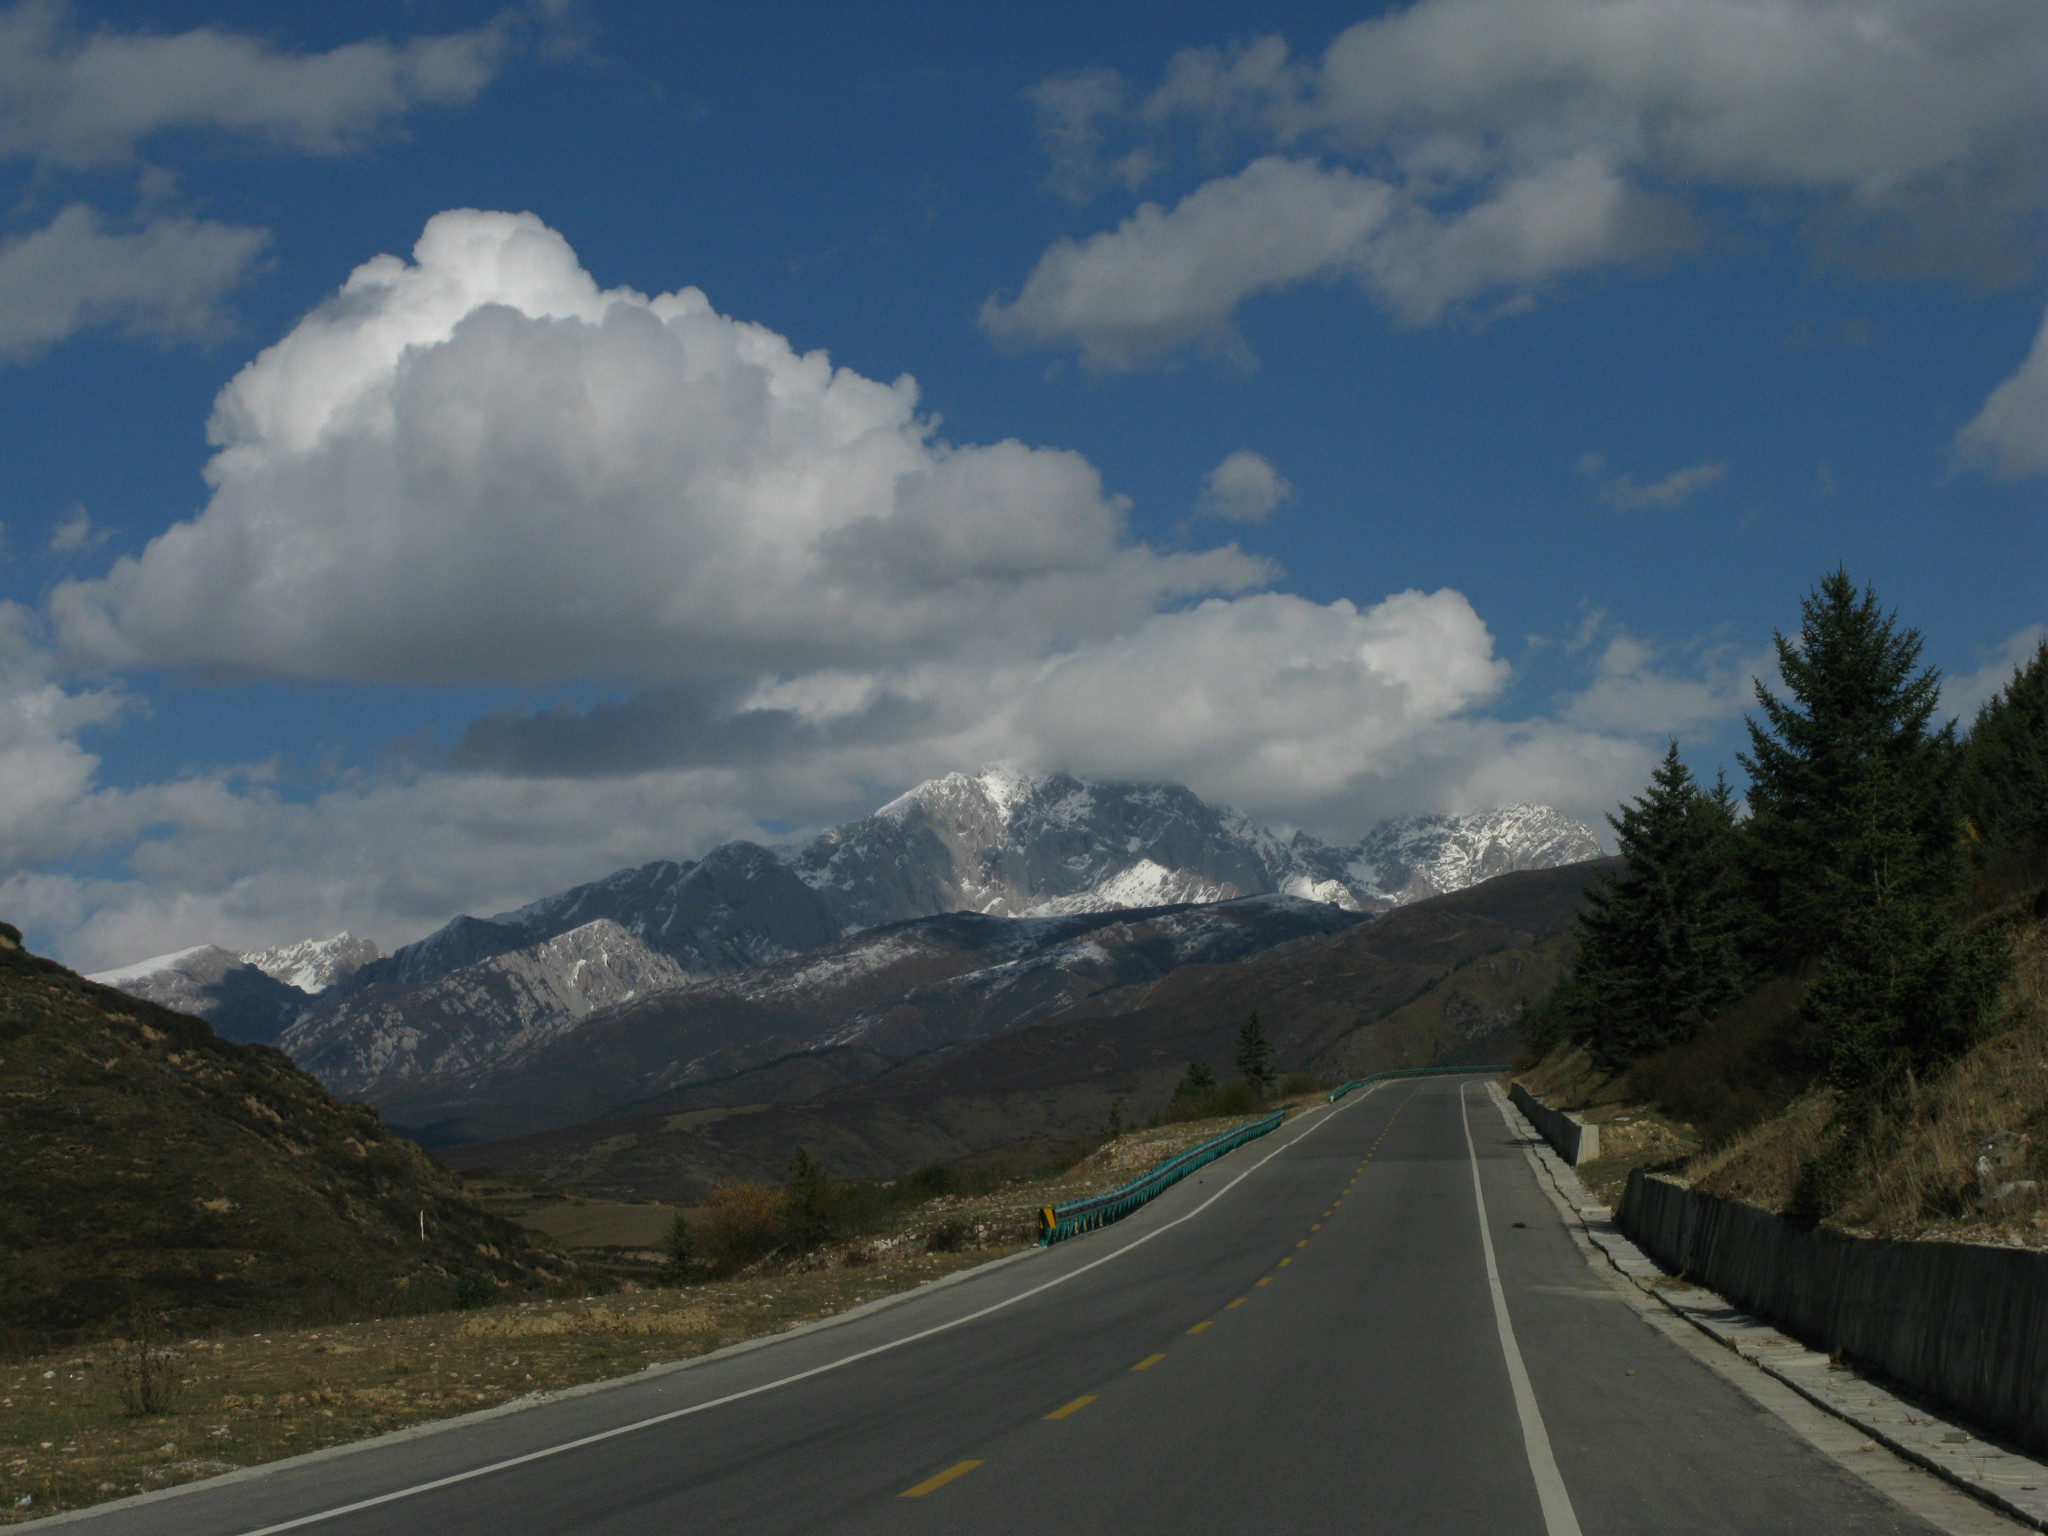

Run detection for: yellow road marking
[[1187, 1320, 1213, 1334], [1226, 1297, 1246, 1308], [1044, 1396, 1096, 1420], [1132, 1354, 1167, 1371], [900, 1460, 982, 1497], [1256, 1276, 1272, 1287], [1311, 1223, 1322, 1231], [1278, 1257, 1292, 1267], [1296, 1238, 1310, 1248]]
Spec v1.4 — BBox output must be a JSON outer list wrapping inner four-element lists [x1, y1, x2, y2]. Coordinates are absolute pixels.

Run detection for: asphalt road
[[50, 1077, 1962, 1536]]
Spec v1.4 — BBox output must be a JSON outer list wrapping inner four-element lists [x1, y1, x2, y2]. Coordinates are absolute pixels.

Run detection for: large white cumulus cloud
[[989, 0, 2048, 364], [53, 210, 1260, 683]]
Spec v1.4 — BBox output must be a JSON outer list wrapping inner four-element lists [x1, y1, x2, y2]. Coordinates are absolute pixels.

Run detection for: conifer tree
[[1235, 1011, 1274, 1089], [661, 1211, 701, 1284], [1958, 639, 2048, 858], [1739, 570, 2005, 1095], [782, 1146, 835, 1250], [1567, 743, 1746, 1070], [1740, 570, 1954, 971]]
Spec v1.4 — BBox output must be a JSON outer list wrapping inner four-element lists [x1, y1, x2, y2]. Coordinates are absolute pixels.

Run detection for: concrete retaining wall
[[1509, 1082, 1600, 1165], [1619, 1169, 2048, 1458]]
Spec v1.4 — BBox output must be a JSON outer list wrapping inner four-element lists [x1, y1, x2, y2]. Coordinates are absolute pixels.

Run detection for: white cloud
[[992, 0, 2048, 364], [1943, 624, 2048, 721], [47, 503, 107, 552], [0, 601, 126, 872], [1563, 631, 1761, 734], [0, 204, 266, 362], [1956, 300, 2048, 479], [0, 2, 509, 167], [1027, 66, 1156, 204], [1578, 453, 1727, 510], [6, 578, 1674, 970], [51, 210, 1264, 684], [984, 157, 1392, 368], [1197, 449, 1292, 523]]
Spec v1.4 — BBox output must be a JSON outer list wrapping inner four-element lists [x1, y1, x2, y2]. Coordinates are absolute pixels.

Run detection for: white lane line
[[1460, 1084, 1584, 1536], [230, 1086, 1388, 1535]]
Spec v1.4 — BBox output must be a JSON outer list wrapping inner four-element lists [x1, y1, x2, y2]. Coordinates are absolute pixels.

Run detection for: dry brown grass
[[1686, 911, 2048, 1245]]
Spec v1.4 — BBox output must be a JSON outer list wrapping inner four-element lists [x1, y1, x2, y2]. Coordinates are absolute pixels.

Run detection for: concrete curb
[[1507, 1081, 1599, 1164], [1487, 1082, 2048, 1533]]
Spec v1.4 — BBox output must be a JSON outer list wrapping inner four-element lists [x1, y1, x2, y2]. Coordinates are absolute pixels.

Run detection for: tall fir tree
[[1740, 569, 1955, 971], [1739, 570, 2005, 1095], [1958, 639, 2048, 859], [1565, 743, 1747, 1071], [1235, 1012, 1274, 1089]]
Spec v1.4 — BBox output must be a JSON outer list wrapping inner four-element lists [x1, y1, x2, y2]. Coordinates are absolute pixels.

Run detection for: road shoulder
[[1485, 1082, 2047, 1536]]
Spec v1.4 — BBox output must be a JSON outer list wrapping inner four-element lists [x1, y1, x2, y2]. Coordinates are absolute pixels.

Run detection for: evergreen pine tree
[[1567, 743, 1747, 1071], [1739, 570, 2005, 1095], [1235, 1011, 1274, 1089], [1958, 639, 2048, 858], [782, 1146, 836, 1251], [660, 1211, 701, 1284], [1739, 570, 1954, 971]]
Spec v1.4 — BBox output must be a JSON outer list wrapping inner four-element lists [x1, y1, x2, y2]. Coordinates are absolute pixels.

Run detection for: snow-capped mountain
[[1328, 804, 1612, 905], [278, 919, 691, 1096], [86, 945, 307, 1044], [87, 769, 1600, 1100], [321, 767, 1601, 1001], [242, 932, 382, 994]]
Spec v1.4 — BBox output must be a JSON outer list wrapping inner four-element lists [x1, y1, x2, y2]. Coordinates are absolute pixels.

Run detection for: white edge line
[[231, 1087, 1387, 1536], [1460, 1083, 1585, 1536]]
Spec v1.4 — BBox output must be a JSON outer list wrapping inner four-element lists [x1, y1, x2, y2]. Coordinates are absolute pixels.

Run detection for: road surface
[[47, 1077, 1990, 1535]]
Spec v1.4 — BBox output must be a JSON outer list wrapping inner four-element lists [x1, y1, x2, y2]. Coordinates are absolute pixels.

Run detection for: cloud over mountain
[[7, 210, 1791, 971]]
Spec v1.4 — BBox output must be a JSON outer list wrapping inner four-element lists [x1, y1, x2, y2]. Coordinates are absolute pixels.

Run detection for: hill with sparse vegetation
[[0, 924, 577, 1352]]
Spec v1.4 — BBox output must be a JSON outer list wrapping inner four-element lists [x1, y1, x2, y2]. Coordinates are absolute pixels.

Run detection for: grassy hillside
[[0, 924, 576, 1350], [1517, 894, 2048, 1247]]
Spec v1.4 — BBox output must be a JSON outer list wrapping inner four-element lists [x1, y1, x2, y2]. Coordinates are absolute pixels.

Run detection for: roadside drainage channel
[[1487, 1082, 2048, 1532]]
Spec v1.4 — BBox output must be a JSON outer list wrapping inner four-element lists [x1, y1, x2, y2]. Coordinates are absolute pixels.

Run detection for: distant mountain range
[[340, 768, 1602, 994], [440, 859, 1618, 1198], [304, 893, 1370, 1146], [85, 767, 1603, 1120]]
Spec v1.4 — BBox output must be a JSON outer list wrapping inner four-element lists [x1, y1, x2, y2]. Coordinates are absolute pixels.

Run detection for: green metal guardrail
[[1037, 1111, 1286, 1247], [1326, 1063, 1512, 1101]]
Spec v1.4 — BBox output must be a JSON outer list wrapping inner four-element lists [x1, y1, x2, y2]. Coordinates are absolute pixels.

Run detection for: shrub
[[1159, 1077, 1265, 1125], [452, 1272, 496, 1310], [698, 1184, 785, 1276], [925, 1219, 969, 1253]]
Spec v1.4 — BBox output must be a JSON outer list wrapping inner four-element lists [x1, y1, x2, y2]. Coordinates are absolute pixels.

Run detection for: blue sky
[[0, 0, 2041, 968]]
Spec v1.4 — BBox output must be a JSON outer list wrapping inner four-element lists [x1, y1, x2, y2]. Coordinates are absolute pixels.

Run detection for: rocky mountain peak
[[242, 931, 383, 994]]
